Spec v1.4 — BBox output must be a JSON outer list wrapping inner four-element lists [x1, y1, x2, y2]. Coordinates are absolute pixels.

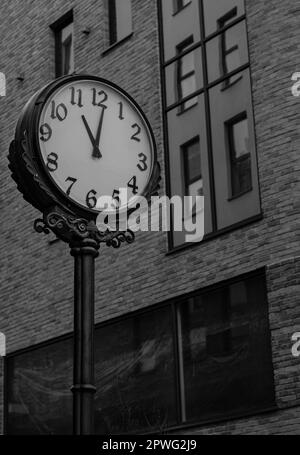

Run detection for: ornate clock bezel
[[9, 74, 160, 223]]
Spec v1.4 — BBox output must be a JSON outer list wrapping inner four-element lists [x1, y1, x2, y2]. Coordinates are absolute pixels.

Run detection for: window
[[227, 112, 252, 197], [6, 271, 274, 434], [108, 0, 133, 46], [159, 0, 261, 248], [94, 307, 176, 434], [177, 37, 198, 111], [182, 136, 203, 216], [51, 11, 74, 77], [179, 273, 274, 422]]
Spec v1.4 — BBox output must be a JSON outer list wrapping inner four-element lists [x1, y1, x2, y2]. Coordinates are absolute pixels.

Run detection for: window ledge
[[102, 32, 134, 56], [228, 187, 253, 201], [172, 1, 192, 17]]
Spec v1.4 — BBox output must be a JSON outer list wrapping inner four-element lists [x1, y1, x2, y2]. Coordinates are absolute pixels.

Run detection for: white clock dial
[[38, 79, 154, 213]]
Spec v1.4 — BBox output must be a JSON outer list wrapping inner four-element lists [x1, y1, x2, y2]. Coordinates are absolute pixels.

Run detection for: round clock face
[[37, 78, 155, 213]]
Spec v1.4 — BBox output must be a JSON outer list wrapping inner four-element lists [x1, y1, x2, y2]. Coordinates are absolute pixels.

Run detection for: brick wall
[[0, 0, 299, 434]]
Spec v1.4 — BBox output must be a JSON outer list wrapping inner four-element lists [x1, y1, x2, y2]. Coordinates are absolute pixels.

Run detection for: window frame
[[50, 10, 74, 78], [4, 268, 275, 435]]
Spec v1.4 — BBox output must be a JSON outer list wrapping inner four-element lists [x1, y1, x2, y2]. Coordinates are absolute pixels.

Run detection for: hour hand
[[81, 115, 102, 158]]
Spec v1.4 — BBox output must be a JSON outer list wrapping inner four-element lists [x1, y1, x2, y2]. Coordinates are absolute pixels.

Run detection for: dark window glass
[[109, 0, 132, 45], [227, 112, 252, 197], [7, 339, 72, 434], [51, 12, 74, 77], [177, 37, 198, 111], [94, 307, 177, 434], [6, 273, 274, 434], [179, 274, 274, 422], [182, 137, 203, 216]]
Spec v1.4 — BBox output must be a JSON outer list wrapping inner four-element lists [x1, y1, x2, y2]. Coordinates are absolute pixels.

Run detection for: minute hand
[[81, 115, 102, 158], [94, 106, 106, 158]]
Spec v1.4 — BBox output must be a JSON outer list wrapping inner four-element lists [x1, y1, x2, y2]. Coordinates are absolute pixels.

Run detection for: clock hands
[[94, 106, 106, 158], [81, 114, 102, 159]]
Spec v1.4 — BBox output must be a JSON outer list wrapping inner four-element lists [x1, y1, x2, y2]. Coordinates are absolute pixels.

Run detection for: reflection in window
[[203, 0, 245, 36], [6, 273, 274, 434], [159, 0, 260, 246], [206, 20, 248, 84], [179, 275, 274, 422], [7, 339, 73, 434], [182, 137, 203, 216], [227, 112, 252, 197], [108, 0, 132, 45], [94, 307, 177, 434], [173, 0, 191, 13], [218, 8, 242, 87], [165, 45, 202, 108], [177, 37, 197, 111]]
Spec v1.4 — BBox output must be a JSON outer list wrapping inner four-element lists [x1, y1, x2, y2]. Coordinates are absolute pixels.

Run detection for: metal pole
[[70, 238, 99, 435]]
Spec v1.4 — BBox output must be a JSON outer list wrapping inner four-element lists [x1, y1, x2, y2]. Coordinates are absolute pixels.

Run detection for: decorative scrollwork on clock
[[33, 206, 135, 248]]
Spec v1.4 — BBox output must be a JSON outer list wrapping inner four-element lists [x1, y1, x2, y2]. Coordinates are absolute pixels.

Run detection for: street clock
[[8, 74, 161, 434], [8, 74, 160, 242]]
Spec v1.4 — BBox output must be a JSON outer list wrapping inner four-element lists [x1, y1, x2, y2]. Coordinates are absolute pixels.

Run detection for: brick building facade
[[0, 0, 299, 434]]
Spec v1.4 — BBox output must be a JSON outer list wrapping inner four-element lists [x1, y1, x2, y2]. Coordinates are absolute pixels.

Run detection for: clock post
[[7, 74, 160, 435], [70, 238, 99, 434]]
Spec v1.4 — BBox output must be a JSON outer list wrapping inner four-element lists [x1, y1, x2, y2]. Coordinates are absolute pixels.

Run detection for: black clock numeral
[[118, 102, 124, 120], [46, 152, 58, 172], [86, 189, 97, 209], [111, 189, 120, 209], [65, 177, 77, 196], [128, 176, 138, 195], [51, 100, 68, 121], [92, 89, 108, 108], [131, 123, 141, 142], [137, 152, 148, 172], [70, 87, 83, 107], [40, 123, 52, 142]]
